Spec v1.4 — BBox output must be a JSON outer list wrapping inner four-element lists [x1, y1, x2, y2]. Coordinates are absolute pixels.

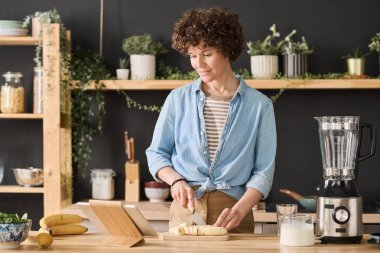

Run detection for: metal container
[[13, 167, 43, 187], [283, 53, 308, 78], [346, 58, 365, 75]]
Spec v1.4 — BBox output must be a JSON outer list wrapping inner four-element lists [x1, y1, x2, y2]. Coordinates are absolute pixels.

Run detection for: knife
[[130, 137, 135, 163], [192, 211, 206, 225]]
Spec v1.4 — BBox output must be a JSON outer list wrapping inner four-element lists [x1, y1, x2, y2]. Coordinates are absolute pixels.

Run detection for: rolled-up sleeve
[[246, 100, 277, 199], [146, 91, 176, 181]]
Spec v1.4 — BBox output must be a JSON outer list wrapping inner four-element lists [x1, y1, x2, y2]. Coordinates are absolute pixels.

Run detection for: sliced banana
[[169, 224, 227, 236]]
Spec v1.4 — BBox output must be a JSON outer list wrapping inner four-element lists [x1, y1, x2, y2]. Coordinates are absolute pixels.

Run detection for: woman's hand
[[214, 207, 244, 231], [171, 180, 195, 212]]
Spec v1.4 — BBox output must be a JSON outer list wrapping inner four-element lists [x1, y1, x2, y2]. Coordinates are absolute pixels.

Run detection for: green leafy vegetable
[[0, 212, 28, 223]]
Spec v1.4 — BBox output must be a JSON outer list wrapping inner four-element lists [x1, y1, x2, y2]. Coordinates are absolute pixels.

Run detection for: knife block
[[125, 160, 140, 202]]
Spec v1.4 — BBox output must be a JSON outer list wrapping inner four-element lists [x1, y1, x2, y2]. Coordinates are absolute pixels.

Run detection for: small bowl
[[144, 181, 170, 202], [0, 220, 32, 249], [13, 167, 43, 187]]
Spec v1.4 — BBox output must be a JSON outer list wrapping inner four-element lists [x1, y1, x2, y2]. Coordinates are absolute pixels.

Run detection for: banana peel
[[36, 228, 54, 248]]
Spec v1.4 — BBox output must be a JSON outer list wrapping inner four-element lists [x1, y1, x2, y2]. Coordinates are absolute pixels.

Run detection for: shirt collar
[[192, 76, 247, 98]]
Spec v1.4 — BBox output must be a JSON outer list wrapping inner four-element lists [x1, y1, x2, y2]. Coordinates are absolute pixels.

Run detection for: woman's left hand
[[213, 207, 244, 231]]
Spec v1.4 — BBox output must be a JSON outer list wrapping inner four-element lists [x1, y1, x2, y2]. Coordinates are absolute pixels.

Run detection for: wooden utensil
[[124, 131, 131, 160], [130, 137, 135, 163], [159, 233, 229, 241]]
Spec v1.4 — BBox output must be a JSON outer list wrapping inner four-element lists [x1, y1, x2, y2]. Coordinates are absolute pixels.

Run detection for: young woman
[[146, 7, 277, 233]]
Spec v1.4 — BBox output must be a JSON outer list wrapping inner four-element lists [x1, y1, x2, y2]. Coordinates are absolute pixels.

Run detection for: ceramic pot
[[130, 54, 155, 80], [250, 55, 278, 79], [116, 69, 129, 80], [32, 17, 42, 38], [283, 54, 308, 78]]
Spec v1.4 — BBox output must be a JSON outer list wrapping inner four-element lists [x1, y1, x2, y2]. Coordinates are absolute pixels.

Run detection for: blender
[[315, 116, 376, 243]]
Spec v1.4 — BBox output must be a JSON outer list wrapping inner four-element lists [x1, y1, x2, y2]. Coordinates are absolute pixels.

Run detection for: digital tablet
[[77, 201, 109, 233], [123, 204, 158, 236]]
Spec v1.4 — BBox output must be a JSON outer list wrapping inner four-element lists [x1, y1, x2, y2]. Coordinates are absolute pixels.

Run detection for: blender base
[[320, 236, 362, 244]]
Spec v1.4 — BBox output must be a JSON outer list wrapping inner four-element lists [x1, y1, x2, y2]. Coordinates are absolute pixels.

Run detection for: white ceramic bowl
[[144, 181, 170, 202], [0, 221, 32, 249], [144, 187, 170, 202]]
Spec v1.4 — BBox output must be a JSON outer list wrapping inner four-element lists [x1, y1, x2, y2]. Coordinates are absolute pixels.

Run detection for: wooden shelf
[[0, 36, 39, 46], [85, 79, 380, 90], [0, 25, 71, 215], [0, 113, 43, 119], [0, 185, 44, 193]]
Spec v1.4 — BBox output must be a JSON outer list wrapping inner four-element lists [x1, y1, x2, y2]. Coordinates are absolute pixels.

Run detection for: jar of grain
[[1, 72, 25, 113]]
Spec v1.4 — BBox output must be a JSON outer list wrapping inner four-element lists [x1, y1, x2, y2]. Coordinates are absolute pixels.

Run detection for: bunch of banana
[[40, 213, 84, 228], [36, 213, 87, 249]]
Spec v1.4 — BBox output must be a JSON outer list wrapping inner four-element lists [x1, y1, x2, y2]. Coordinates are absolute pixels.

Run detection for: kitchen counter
[[18, 232, 379, 253]]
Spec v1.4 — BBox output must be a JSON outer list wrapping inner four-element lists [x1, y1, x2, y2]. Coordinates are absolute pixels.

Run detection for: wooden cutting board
[[159, 232, 229, 241]]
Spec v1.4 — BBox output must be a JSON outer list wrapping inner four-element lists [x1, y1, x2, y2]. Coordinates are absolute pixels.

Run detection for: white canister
[[91, 169, 116, 200]]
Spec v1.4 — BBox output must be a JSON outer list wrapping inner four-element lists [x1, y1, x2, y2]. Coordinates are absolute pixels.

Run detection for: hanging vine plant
[[69, 47, 110, 178]]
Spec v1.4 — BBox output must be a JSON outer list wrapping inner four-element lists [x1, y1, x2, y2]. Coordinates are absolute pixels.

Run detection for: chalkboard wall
[[1, 0, 380, 225]]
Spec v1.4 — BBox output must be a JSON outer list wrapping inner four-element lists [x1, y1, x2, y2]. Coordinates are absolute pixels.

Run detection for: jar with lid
[[33, 67, 43, 114], [1, 71, 25, 113], [91, 168, 116, 200]]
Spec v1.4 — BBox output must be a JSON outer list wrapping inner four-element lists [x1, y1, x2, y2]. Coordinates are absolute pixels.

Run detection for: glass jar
[[33, 67, 43, 114], [91, 168, 116, 200], [1, 71, 25, 113]]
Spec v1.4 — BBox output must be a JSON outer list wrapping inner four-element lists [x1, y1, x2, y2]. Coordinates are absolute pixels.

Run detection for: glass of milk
[[279, 215, 326, 246]]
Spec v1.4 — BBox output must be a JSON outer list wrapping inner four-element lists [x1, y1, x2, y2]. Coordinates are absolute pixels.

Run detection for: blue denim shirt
[[146, 77, 276, 200]]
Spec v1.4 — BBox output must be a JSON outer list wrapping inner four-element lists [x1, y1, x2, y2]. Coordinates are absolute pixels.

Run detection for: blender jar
[[1, 71, 25, 113]]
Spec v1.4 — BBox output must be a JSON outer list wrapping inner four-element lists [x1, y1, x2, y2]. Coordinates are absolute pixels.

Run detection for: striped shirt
[[203, 94, 232, 162]]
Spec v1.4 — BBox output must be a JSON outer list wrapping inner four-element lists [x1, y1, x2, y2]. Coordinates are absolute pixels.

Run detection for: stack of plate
[[0, 20, 28, 37]]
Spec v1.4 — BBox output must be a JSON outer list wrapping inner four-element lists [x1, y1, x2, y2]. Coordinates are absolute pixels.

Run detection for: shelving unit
[[0, 114, 43, 119], [0, 24, 72, 215], [86, 79, 380, 90]]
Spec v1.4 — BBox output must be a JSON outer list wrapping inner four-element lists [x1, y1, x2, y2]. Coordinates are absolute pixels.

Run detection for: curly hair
[[172, 7, 244, 61]]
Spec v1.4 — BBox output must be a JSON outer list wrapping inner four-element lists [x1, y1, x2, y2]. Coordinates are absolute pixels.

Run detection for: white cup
[[279, 214, 326, 246]]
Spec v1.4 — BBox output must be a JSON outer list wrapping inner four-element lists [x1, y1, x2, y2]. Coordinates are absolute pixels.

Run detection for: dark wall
[[1, 1, 380, 224]]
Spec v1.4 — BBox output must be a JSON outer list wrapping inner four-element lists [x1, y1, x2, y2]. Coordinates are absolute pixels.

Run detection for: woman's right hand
[[171, 180, 195, 212]]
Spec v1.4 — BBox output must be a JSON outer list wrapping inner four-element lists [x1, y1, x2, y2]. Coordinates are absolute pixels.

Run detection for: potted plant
[[116, 58, 130, 80], [368, 32, 380, 73], [247, 24, 283, 79], [342, 46, 369, 76], [281, 30, 313, 78], [122, 33, 167, 80], [22, 9, 63, 38]]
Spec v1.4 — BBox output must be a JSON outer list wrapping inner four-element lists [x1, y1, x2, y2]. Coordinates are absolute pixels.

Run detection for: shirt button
[[203, 151, 207, 154], [200, 131, 204, 135]]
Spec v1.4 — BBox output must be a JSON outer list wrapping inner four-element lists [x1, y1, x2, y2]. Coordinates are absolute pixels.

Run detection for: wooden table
[[62, 201, 380, 234], [17, 232, 379, 253]]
